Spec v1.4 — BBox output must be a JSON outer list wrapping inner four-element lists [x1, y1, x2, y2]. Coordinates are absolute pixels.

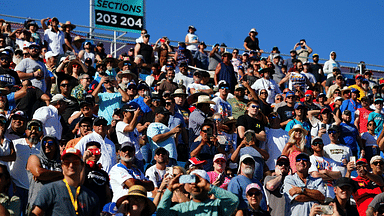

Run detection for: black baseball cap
[[154, 106, 171, 115], [334, 177, 357, 192], [154, 147, 169, 156], [93, 116, 108, 126]]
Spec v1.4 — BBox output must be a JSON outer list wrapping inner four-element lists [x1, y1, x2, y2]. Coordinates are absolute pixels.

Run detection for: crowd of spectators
[[0, 16, 383, 215]]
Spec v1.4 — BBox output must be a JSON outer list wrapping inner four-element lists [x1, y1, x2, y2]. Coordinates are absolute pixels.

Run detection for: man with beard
[[26, 135, 63, 213], [15, 43, 50, 94], [0, 50, 21, 84], [158, 169, 239, 216], [33, 94, 69, 140], [145, 147, 170, 197], [109, 142, 154, 203], [279, 60, 311, 92], [5, 110, 27, 141], [309, 53, 323, 85], [158, 67, 178, 96], [9, 120, 43, 215], [228, 84, 248, 119], [228, 154, 267, 211], [66, 117, 93, 148], [211, 81, 232, 118]]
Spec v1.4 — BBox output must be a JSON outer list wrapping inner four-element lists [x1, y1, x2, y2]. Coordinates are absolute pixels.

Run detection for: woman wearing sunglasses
[[235, 183, 269, 216]]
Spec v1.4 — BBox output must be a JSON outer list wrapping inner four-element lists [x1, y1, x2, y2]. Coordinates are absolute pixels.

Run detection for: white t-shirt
[[32, 105, 62, 140], [109, 163, 146, 202], [361, 132, 378, 147], [323, 143, 352, 177], [145, 165, 166, 188], [251, 78, 281, 104], [187, 83, 210, 95], [211, 97, 232, 118], [175, 73, 194, 89], [9, 138, 41, 189], [75, 132, 116, 173], [186, 33, 199, 51], [82, 51, 95, 64], [115, 121, 144, 160], [44, 29, 65, 55], [309, 155, 340, 198], [15, 38, 30, 49], [301, 72, 317, 84], [260, 128, 289, 170], [310, 118, 331, 146]]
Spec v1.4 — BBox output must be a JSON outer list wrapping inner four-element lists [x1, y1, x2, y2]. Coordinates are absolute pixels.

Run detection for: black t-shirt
[[244, 36, 260, 51], [304, 102, 321, 111], [325, 76, 336, 87], [236, 114, 265, 145], [277, 105, 295, 123], [13, 86, 45, 120], [259, 101, 273, 117], [139, 43, 153, 64], [139, 110, 155, 135], [309, 63, 323, 82], [84, 167, 109, 210], [0, 67, 21, 85]]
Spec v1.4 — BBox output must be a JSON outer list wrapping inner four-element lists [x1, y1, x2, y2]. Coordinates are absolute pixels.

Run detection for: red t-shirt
[[352, 176, 383, 216]]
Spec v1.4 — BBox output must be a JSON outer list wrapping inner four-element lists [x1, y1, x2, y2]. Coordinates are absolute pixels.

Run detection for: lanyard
[[349, 99, 357, 110], [63, 179, 81, 215]]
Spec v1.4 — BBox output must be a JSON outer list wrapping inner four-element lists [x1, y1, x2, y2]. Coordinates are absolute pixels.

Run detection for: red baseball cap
[[356, 158, 368, 165], [189, 157, 207, 166], [355, 74, 363, 79], [61, 148, 83, 161], [305, 90, 313, 96]]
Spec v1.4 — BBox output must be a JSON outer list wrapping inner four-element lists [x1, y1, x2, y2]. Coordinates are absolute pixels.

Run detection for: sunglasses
[[28, 125, 41, 131], [43, 140, 55, 146], [62, 160, 81, 166], [247, 191, 261, 197], [152, 99, 161, 102], [201, 129, 211, 133], [214, 118, 222, 122], [123, 62, 131, 66], [121, 147, 135, 152], [60, 83, 69, 87], [286, 96, 294, 99], [269, 116, 279, 120], [328, 130, 337, 134], [165, 102, 172, 106], [312, 142, 323, 146], [0, 57, 9, 61], [277, 161, 289, 167], [373, 161, 384, 166], [260, 92, 268, 95], [220, 87, 229, 90], [82, 77, 91, 80], [251, 105, 260, 109], [276, 98, 283, 101], [296, 158, 309, 162], [72, 64, 79, 68], [334, 92, 341, 94]]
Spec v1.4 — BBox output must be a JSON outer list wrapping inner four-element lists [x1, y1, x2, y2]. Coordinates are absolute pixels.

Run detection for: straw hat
[[73, 36, 85, 44], [288, 124, 308, 136], [117, 70, 137, 80], [193, 95, 216, 106], [171, 89, 188, 97], [102, 54, 119, 68], [118, 57, 134, 70], [61, 21, 76, 30], [115, 185, 156, 215], [186, 92, 209, 105]]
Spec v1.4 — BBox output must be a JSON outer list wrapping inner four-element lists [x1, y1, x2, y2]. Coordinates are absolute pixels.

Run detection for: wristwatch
[[301, 187, 305, 193]]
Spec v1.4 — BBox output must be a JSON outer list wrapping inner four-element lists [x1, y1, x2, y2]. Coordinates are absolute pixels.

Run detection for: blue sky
[[2, 0, 384, 70]]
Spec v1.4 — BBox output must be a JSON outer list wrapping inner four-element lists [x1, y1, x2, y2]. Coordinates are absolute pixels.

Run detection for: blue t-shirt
[[340, 99, 361, 121], [340, 122, 359, 152], [98, 92, 123, 124], [368, 112, 384, 135], [131, 96, 151, 113], [6, 92, 15, 111], [147, 122, 177, 160], [227, 175, 267, 211]]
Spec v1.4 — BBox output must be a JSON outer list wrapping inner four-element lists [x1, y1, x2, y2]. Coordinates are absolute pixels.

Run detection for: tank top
[[358, 107, 373, 133], [139, 43, 153, 64], [218, 62, 237, 92]]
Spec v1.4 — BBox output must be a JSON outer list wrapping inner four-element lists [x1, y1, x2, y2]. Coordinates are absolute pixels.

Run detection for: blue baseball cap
[[28, 42, 40, 48], [294, 102, 305, 109], [285, 91, 295, 97], [102, 202, 117, 214], [350, 88, 359, 93]]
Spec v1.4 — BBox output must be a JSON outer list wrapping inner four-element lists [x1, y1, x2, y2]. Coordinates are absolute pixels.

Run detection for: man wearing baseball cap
[[32, 94, 70, 140], [339, 109, 363, 157], [31, 148, 100, 215], [207, 154, 231, 189], [0, 50, 21, 85], [5, 110, 27, 140], [346, 157, 384, 216], [158, 169, 239, 215], [276, 91, 296, 128], [283, 153, 325, 215], [264, 155, 290, 216], [75, 116, 116, 173], [340, 87, 361, 121]]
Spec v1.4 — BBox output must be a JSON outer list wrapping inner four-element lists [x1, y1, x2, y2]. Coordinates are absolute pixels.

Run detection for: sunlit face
[[333, 185, 352, 200], [246, 103, 259, 116], [62, 155, 83, 177], [246, 188, 262, 207], [213, 159, 226, 173]]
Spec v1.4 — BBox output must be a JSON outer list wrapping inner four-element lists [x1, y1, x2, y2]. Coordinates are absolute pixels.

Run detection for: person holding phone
[[157, 169, 239, 215]]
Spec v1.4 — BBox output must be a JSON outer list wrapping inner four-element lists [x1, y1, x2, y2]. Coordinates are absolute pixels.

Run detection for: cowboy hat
[[117, 70, 137, 80], [118, 57, 135, 70], [186, 92, 209, 105], [171, 89, 188, 97], [193, 95, 216, 106], [288, 124, 308, 136], [102, 54, 119, 68], [61, 21, 76, 30], [73, 36, 85, 44], [116, 185, 156, 215]]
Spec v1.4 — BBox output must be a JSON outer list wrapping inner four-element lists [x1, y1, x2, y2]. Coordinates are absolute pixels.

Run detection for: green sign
[[94, 0, 145, 33]]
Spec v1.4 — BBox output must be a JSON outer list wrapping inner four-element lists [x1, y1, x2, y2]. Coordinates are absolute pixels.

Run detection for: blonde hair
[[287, 130, 306, 151], [173, 166, 186, 175]]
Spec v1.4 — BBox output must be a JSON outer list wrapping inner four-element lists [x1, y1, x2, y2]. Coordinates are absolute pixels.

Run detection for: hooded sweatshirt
[[323, 51, 340, 77], [27, 135, 62, 209]]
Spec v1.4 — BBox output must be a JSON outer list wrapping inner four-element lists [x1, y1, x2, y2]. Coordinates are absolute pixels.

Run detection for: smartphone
[[206, 127, 213, 138], [246, 133, 253, 143], [321, 124, 326, 129], [217, 173, 223, 181], [179, 175, 196, 184], [319, 205, 333, 215], [165, 167, 173, 178]]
